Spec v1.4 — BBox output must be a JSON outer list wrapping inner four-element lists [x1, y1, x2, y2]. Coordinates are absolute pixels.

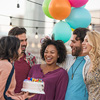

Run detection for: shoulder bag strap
[[3, 63, 14, 100]]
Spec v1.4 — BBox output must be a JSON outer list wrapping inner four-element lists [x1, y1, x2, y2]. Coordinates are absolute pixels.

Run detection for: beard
[[21, 50, 25, 53], [21, 45, 26, 53], [72, 46, 82, 56]]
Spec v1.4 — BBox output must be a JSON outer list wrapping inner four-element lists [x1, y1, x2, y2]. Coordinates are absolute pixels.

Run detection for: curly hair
[[87, 31, 100, 71], [0, 36, 20, 61], [8, 27, 26, 36], [40, 38, 67, 64], [73, 28, 89, 42]]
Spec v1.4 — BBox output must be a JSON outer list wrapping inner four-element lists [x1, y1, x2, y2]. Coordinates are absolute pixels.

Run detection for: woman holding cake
[[28, 38, 68, 100], [0, 36, 34, 100]]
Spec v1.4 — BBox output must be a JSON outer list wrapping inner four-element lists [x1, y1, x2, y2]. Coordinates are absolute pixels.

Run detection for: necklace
[[71, 59, 84, 80]]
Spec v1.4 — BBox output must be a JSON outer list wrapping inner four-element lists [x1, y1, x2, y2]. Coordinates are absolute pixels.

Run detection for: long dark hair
[[0, 36, 20, 61]]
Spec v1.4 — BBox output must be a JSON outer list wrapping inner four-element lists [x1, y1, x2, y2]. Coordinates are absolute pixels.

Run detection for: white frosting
[[21, 79, 45, 94]]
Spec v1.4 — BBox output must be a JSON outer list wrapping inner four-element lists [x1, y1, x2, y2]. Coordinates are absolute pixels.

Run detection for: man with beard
[[64, 28, 90, 100], [8, 27, 36, 93]]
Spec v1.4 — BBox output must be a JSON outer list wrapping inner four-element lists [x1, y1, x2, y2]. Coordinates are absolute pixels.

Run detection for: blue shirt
[[65, 56, 88, 100]]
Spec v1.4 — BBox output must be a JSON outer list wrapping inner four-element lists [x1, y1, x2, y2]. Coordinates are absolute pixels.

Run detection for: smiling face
[[44, 45, 59, 65], [70, 34, 83, 56], [82, 35, 92, 55], [16, 33, 27, 54]]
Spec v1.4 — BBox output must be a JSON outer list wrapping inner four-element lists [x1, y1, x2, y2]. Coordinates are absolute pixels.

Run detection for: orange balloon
[[49, 0, 71, 20]]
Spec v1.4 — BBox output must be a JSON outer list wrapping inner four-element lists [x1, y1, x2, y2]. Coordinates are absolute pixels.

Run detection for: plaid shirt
[[24, 52, 37, 67]]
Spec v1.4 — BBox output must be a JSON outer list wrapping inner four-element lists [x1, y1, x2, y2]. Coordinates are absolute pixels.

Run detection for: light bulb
[[35, 32, 38, 39], [88, 24, 92, 30], [17, 3, 20, 8]]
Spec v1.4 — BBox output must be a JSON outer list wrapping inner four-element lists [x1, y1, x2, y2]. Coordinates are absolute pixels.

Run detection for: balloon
[[81, 4, 86, 8], [71, 28, 75, 31], [42, 0, 53, 18], [65, 8, 91, 29], [71, 4, 86, 10], [69, 0, 88, 8], [53, 21, 72, 43], [71, 7, 74, 10], [49, 0, 71, 20]]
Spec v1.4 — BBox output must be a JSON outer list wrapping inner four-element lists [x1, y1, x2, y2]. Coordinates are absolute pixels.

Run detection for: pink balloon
[[69, 0, 88, 8]]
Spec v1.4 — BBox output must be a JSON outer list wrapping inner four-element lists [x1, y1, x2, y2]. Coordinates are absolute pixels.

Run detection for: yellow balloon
[[71, 28, 75, 31]]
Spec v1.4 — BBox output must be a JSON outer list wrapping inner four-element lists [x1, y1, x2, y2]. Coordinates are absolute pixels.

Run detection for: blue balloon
[[65, 8, 91, 29], [71, 5, 86, 10], [53, 21, 72, 43]]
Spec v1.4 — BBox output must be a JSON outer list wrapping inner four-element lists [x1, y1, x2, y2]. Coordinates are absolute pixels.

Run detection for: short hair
[[8, 27, 26, 36], [73, 28, 89, 42], [40, 39, 67, 64], [0, 36, 20, 61]]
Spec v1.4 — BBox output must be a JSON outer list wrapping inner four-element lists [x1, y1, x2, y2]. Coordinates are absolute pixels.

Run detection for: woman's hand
[[24, 92, 36, 99], [28, 92, 36, 99]]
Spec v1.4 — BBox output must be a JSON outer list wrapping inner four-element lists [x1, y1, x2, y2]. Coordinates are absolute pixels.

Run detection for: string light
[[0, 14, 53, 29], [17, 3, 20, 8], [17, 0, 20, 8], [10, 22, 12, 26], [0, 14, 53, 23], [88, 23, 92, 30], [9, 16, 13, 29], [27, 0, 42, 6], [53, 21, 56, 24], [10, 16, 12, 25], [0, 14, 97, 31], [31, 43, 35, 48], [88, 23, 95, 31], [35, 27, 38, 39], [35, 32, 38, 39]]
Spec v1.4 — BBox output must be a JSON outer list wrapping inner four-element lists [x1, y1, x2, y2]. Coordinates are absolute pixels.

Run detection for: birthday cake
[[21, 77, 45, 94]]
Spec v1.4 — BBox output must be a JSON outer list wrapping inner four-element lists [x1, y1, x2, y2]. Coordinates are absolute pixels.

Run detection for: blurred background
[[0, 0, 100, 63]]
